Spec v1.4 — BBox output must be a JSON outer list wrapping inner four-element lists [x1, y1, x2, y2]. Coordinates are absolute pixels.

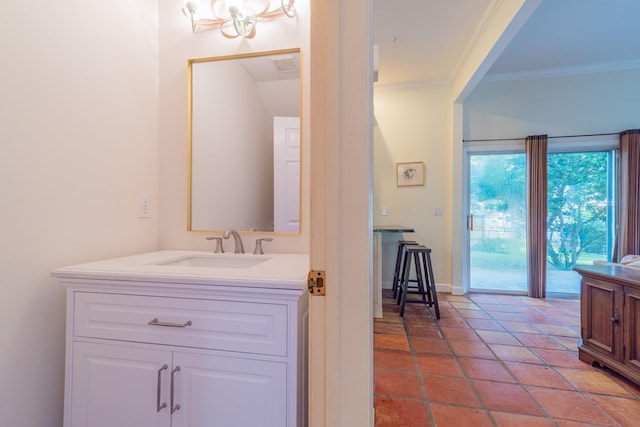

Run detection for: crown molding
[[481, 59, 640, 83], [373, 79, 450, 92]]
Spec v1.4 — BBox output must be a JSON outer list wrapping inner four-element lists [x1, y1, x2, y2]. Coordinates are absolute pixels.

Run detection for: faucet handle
[[253, 238, 273, 255], [205, 236, 225, 253]]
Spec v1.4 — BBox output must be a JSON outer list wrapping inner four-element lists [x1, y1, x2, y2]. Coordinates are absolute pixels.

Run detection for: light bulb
[[183, 0, 199, 13]]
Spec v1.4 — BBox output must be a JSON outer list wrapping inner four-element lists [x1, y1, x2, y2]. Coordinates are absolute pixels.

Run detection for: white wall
[[465, 69, 640, 138], [191, 60, 271, 230], [373, 85, 453, 289], [0, 1, 160, 425], [158, 1, 311, 252]]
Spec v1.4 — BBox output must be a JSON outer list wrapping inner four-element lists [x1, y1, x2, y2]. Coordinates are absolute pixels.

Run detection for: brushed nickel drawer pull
[[156, 364, 168, 412], [171, 366, 181, 414], [147, 318, 193, 328]]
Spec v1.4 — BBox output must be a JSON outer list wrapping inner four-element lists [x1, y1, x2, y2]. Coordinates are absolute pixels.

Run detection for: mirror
[[187, 48, 301, 233]]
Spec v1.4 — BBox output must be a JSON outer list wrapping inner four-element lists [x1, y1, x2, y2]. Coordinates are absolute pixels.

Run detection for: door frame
[[309, 0, 374, 426]]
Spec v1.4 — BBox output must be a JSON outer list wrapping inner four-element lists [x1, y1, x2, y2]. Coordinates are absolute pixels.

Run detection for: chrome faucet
[[205, 236, 224, 253], [223, 229, 245, 254]]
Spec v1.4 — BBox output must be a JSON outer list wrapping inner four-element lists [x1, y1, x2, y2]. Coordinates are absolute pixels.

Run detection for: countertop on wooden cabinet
[[574, 264, 640, 288]]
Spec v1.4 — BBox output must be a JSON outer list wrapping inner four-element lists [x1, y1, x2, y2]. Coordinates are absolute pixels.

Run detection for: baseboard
[[435, 283, 465, 295], [385, 280, 460, 294]]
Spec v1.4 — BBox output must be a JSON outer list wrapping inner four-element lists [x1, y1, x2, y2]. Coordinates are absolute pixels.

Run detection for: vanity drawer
[[73, 292, 287, 356]]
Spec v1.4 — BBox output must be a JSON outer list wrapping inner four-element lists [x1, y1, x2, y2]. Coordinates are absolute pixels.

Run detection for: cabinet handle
[[156, 364, 168, 412], [611, 312, 620, 323], [148, 318, 193, 328], [171, 366, 181, 414]]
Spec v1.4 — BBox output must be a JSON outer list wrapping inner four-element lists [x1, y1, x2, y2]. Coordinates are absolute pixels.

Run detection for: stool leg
[[423, 251, 440, 319], [419, 252, 434, 306], [414, 252, 428, 304], [396, 248, 410, 305], [398, 253, 411, 316], [396, 251, 407, 304], [391, 243, 404, 298]]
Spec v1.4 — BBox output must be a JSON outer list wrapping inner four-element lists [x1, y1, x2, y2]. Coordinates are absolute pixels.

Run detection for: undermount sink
[[157, 255, 270, 269]]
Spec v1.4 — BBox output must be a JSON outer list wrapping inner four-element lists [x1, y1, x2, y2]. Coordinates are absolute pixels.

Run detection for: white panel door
[[274, 116, 300, 232], [71, 342, 171, 427], [171, 352, 287, 427]]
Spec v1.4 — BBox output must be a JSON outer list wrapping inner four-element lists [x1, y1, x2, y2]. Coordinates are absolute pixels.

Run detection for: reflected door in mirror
[[274, 117, 300, 232]]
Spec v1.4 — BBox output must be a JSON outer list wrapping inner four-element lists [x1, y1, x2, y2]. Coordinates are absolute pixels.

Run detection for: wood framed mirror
[[187, 48, 301, 233]]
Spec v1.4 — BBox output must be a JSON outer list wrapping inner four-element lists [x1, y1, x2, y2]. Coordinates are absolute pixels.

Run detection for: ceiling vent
[[271, 56, 299, 73]]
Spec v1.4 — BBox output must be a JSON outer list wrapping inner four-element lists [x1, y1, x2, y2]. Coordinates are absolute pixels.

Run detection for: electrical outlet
[[381, 206, 388, 216], [139, 195, 151, 218], [433, 208, 443, 216]]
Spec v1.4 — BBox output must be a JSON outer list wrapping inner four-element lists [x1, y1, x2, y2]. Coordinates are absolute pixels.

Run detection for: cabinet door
[[71, 342, 172, 427], [624, 286, 640, 374], [581, 278, 623, 361], [171, 352, 287, 427]]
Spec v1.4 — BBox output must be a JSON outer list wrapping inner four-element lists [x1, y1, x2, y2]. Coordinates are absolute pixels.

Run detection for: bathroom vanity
[[53, 250, 309, 427]]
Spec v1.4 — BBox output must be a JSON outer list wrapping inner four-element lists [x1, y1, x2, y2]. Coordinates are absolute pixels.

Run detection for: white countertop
[[52, 250, 310, 290]]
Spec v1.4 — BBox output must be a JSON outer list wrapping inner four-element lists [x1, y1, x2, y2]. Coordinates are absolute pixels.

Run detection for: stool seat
[[398, 245, 440, 319]]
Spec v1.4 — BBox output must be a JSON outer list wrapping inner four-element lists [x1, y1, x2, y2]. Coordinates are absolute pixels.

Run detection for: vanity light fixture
[[182, 0, 296, 39]]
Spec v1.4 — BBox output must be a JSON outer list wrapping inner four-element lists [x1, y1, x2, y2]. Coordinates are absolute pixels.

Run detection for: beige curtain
[[617, 130, 640, 260], [526, 135, 548, 298]]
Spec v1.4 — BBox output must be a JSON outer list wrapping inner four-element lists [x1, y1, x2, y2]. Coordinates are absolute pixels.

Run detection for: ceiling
[[373, 0, 640, 87]]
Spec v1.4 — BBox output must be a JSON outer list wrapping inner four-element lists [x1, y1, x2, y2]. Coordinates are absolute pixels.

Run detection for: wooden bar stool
[[391, 240, 418, 299], [398, 245, 440, 319]]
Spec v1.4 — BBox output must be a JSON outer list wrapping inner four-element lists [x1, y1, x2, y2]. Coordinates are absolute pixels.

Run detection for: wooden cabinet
[[576, 265, 640, 385], [624, 286, 640, 374], [57, 267, 308, 427]]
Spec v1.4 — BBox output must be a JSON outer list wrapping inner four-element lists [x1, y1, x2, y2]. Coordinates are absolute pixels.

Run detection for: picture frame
[[396, 162, 424, 187]]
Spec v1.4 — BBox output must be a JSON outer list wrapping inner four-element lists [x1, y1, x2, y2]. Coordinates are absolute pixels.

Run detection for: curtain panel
[[617, 130, 640, 260], [526, 135, 548, 298]]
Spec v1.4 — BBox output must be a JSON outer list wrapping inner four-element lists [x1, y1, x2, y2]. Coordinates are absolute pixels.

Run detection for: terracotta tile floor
[[374, 291, 640, 427]]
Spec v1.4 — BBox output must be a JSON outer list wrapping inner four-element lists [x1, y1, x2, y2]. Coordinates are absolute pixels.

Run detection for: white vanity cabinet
[[54, 251, 309, 427], [71, 341, 287, 427]]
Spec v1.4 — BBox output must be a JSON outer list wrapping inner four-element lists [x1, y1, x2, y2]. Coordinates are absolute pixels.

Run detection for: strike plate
[[307, 270, 326, 296]]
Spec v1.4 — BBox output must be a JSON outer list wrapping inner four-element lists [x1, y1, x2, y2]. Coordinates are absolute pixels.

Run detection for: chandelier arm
[[232, 17, 244, 37], [220, 25, 241, 39], [245, 21, 257, 39], [193, 17, 229, 29], [181, 8, 198, 33], [190, 12, 197, 33], [281, 0, 296, 18]]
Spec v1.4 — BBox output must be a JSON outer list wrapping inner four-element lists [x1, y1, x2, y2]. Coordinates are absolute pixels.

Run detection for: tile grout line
[[376, 292, 639, 426], [445, 297, 553, 426], [465, 295, 623, 426], [401, 301, 437, 427]]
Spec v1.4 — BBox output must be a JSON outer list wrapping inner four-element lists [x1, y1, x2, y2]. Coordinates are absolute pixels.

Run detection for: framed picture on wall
[[396, 162, 424, 187]]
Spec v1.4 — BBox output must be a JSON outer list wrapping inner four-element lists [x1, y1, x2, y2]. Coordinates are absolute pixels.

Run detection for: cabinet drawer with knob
[[73, 292, 288, 356]]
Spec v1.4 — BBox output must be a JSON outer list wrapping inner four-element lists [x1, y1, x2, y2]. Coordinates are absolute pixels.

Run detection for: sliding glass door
[[546, 151, 615, 295], [467, 147, 616, 296], [469, 153, 527, 292]]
